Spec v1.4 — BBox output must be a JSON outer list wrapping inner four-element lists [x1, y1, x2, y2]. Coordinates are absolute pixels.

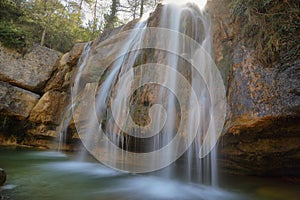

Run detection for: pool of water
[[0, 147, 299, 200]]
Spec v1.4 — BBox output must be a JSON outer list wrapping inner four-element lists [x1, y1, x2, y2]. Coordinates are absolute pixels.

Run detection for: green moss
[[230, 0, 300, 67]]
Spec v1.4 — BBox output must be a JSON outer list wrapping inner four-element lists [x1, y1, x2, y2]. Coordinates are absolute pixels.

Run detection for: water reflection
[[1, 149, 299, 200], [41, 161, 120, 177]]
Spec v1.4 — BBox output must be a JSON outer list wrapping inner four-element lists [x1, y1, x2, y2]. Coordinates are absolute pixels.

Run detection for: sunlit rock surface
[[0, 44, 59, 93]]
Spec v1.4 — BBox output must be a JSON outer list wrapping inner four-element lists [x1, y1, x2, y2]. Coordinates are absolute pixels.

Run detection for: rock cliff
[[208, 0, 300, 176]]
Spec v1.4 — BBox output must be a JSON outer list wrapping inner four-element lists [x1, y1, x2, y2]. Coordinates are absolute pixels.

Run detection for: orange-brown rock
[[29, 91, 69, 125]]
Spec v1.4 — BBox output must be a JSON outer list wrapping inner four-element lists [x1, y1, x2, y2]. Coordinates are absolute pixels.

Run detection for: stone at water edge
[[0, 168, 6, 186]]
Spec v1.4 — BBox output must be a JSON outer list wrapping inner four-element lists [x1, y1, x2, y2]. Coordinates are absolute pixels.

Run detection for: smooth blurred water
[[1, 148, 299, 200]]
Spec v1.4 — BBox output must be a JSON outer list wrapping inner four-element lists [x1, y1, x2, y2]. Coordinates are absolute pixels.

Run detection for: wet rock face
[[0, 168, 6, 186], [147, 3, 205, 44], [208, 0, 300, 176], [220, 116, 300, 176]]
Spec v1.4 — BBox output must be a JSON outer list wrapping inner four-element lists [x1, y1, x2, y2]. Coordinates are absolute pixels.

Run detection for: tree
[[139, 0, 144, 17], [0, 0, 29, 49], [118, 0, 160, 21], [0, 0, 24, 20], [23, 0, 94, 52], [78, 0, 94, 10], [92, 0, 98, 34], [28, 0, 63, 46], [104, 0, 119, 30], [121, 0, 139, 20], [0, 0, 163, 52]]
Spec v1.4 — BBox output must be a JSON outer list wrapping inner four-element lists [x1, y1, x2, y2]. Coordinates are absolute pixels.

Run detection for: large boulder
[[0, 44, 59, 93], [0, 81, 40, 119]]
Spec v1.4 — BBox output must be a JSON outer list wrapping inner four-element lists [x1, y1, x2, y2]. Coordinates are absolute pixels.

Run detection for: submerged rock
[[0, 168, 6, 186]]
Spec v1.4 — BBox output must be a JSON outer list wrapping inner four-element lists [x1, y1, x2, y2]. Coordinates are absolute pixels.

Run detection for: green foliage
[[0, 0, 161, 53], [0, 0, 23, 21], [0, 0, 96, 53], [0, 23, 26, 49], [104, 0, 120, 30], [230, 0, 300, 66], [0, 0, 30, 49]]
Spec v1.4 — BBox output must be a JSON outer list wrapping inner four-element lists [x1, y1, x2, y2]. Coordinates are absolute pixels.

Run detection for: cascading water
[[57, 41, 93, 151], [59, 0, 226, 186]]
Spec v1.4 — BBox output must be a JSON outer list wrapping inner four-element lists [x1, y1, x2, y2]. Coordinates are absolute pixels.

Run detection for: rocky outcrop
[[44, 43, 86, 92], [0, 43, 84, 150], [208, 0, 300, 176], [29, 91, 69, 125], [0, 44, 59, 93], [219, 49, 300, 176]]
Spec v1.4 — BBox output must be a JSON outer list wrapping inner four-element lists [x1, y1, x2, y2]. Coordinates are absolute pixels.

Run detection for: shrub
[[0, 23, 26, 49], [230, 0, 300, 66]]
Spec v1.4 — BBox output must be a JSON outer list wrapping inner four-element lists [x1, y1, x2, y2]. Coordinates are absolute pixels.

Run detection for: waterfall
[[57, 42, 92, 151], [60, 0, 226, 186]]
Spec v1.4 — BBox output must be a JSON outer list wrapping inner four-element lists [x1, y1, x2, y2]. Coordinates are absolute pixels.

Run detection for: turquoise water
[[0, 147, 299, 200]]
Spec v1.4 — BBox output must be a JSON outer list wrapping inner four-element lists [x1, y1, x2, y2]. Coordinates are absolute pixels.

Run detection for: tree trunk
[[105, 0, 118, 30], [140, 0, 144, 18], [41, 27, 46, 46], [133, 1, 137, 19], [93, 0, 98, 34], [79, 0, 84, 11]]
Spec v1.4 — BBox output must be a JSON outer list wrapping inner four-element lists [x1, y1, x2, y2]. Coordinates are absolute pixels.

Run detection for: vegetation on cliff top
[[0, 0, 93, 52], [0, 0, 158, 53], [230, 0, 300, 66]]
